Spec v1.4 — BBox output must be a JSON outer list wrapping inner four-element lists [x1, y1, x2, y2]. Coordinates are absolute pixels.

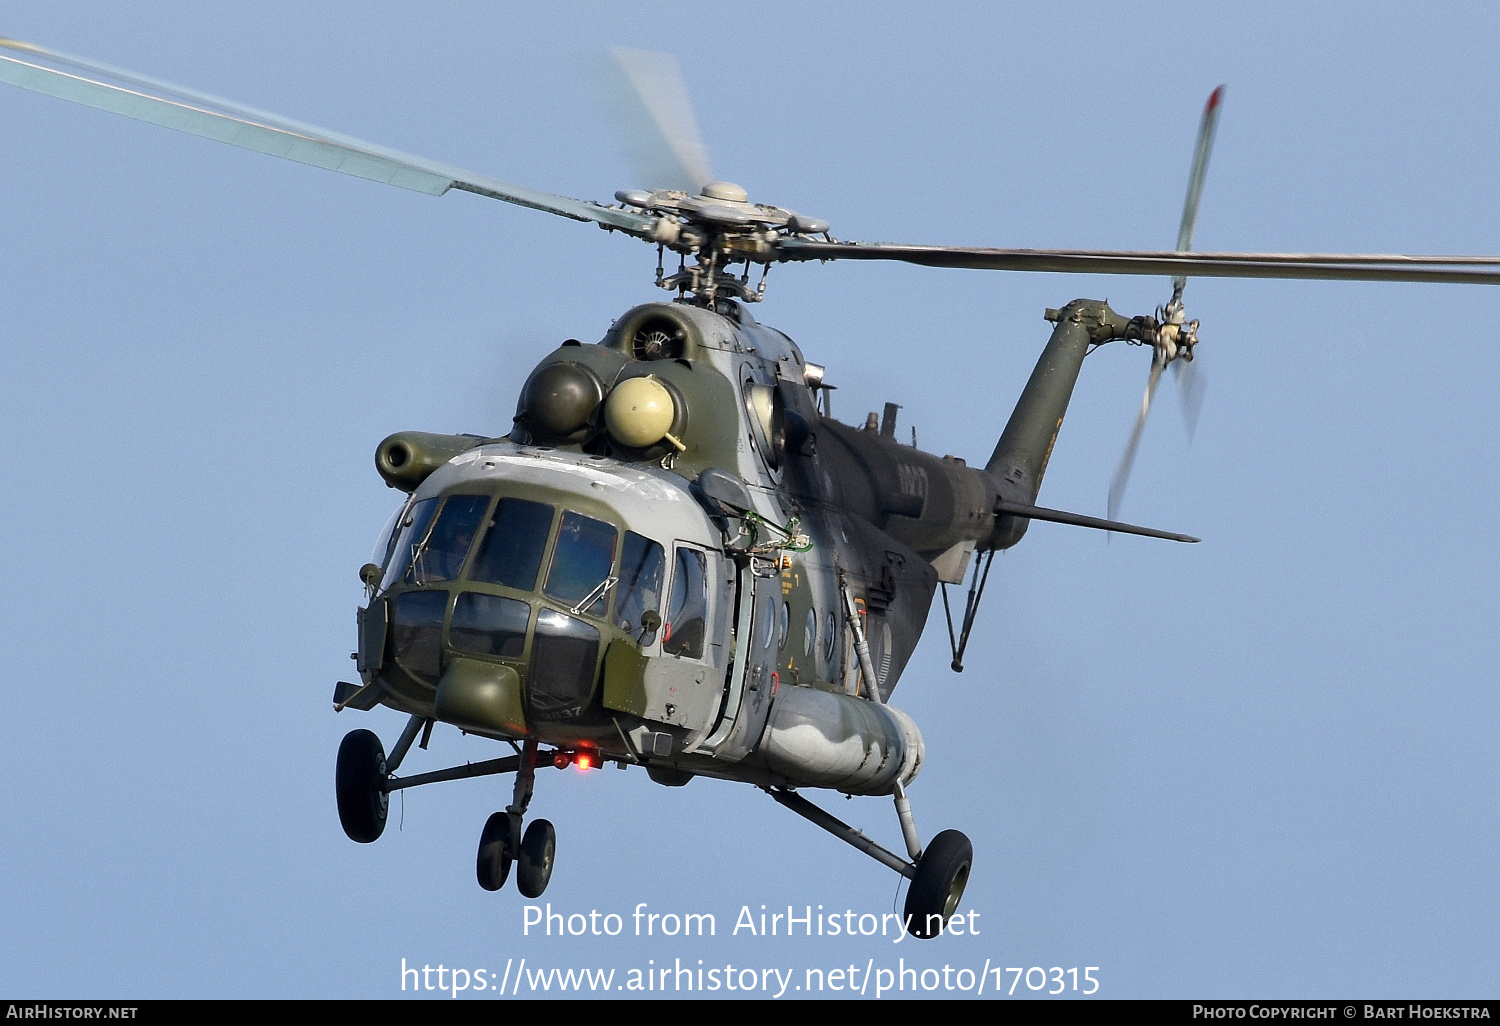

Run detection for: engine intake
[[375, 431, 486, 492]]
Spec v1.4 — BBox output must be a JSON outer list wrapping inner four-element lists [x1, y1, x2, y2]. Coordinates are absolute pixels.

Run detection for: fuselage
[[351, 297, 1038, 795]]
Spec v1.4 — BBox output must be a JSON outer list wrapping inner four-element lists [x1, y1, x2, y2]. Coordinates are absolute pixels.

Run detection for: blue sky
[[1, 1, 1497, 999]]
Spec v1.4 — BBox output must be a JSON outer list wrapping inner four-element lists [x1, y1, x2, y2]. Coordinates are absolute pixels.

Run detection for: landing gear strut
[[764, 576, 974, 939], [766, 786, 973, 939], [472, 738, 557, 898], [336, 720, 576, 898], [336, 715, 430, 843]]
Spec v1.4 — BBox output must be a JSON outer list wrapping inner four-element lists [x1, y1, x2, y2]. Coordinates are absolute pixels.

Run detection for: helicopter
[[6, 34, 1500, 946]]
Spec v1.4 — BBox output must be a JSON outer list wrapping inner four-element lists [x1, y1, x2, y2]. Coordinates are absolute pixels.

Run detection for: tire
[[476, 812, 513, 892], [335, 729, 388, 843], [515, 818, 556, 899], [903, 829, 973, 939]]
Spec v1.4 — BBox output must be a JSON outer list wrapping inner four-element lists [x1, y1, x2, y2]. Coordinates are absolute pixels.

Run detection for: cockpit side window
[[381, 496, 439, 591], [470, 498, 554, 591], [544, 511, 618, 617], [408, 494, 489, 584], [371, 501, 408, 571], [617, 531, 665, 645], [663, 546, 708, 659]]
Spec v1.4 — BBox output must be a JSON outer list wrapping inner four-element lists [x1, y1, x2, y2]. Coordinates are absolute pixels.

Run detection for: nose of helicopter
[[360, 439, 722, 744], [375, 491, 612, 733]]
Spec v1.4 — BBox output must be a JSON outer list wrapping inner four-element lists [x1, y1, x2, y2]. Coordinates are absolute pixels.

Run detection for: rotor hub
[[613, 184, 831, 303], [700, 181, 748, 203]]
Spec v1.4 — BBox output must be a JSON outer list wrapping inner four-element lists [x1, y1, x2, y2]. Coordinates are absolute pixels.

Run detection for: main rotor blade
[[605, 46, 713, 193], [1109, 358, 1164, 521], [1173, 85, 1224, 293], [0, 37, 658, 234], [775, 239, 1500, 285]]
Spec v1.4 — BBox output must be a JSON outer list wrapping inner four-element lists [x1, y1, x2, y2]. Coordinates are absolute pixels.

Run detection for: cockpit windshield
[[381, 490, 645, 635], [408, 494, 489, 584], [470, 498, 554, 590], [544, 511, 617, 617]]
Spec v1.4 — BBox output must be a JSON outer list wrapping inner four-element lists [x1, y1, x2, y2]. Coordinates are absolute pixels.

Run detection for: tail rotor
[[1108, 85, 1222, 520]]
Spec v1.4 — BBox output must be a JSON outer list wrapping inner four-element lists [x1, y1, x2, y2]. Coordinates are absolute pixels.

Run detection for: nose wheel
[[474, 738, 557, 898], [476, 812, 513, 891], [516, 819, 556, 898], [338, 721, 567, 897]]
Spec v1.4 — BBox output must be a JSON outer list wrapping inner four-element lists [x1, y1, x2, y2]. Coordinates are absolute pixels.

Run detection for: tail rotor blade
[[1109, 357, 1165, 521], [1173, 356, 1207, 442], [1165, 86, 1221, 444], [1172, 85, 1224, 296]]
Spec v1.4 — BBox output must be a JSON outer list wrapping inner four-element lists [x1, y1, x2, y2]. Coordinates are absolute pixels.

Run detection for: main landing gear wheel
[[904, 829, 973, 939], [516, 818, 556, 899], [476, 812, 514, 892], [336, 729, 389, 843]]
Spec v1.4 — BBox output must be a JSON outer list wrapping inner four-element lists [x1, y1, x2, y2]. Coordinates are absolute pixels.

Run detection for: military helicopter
[[6, 37, 1500, 942]]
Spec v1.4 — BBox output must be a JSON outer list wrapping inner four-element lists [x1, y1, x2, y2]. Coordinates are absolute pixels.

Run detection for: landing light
[[552, 750, 597, 771]]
